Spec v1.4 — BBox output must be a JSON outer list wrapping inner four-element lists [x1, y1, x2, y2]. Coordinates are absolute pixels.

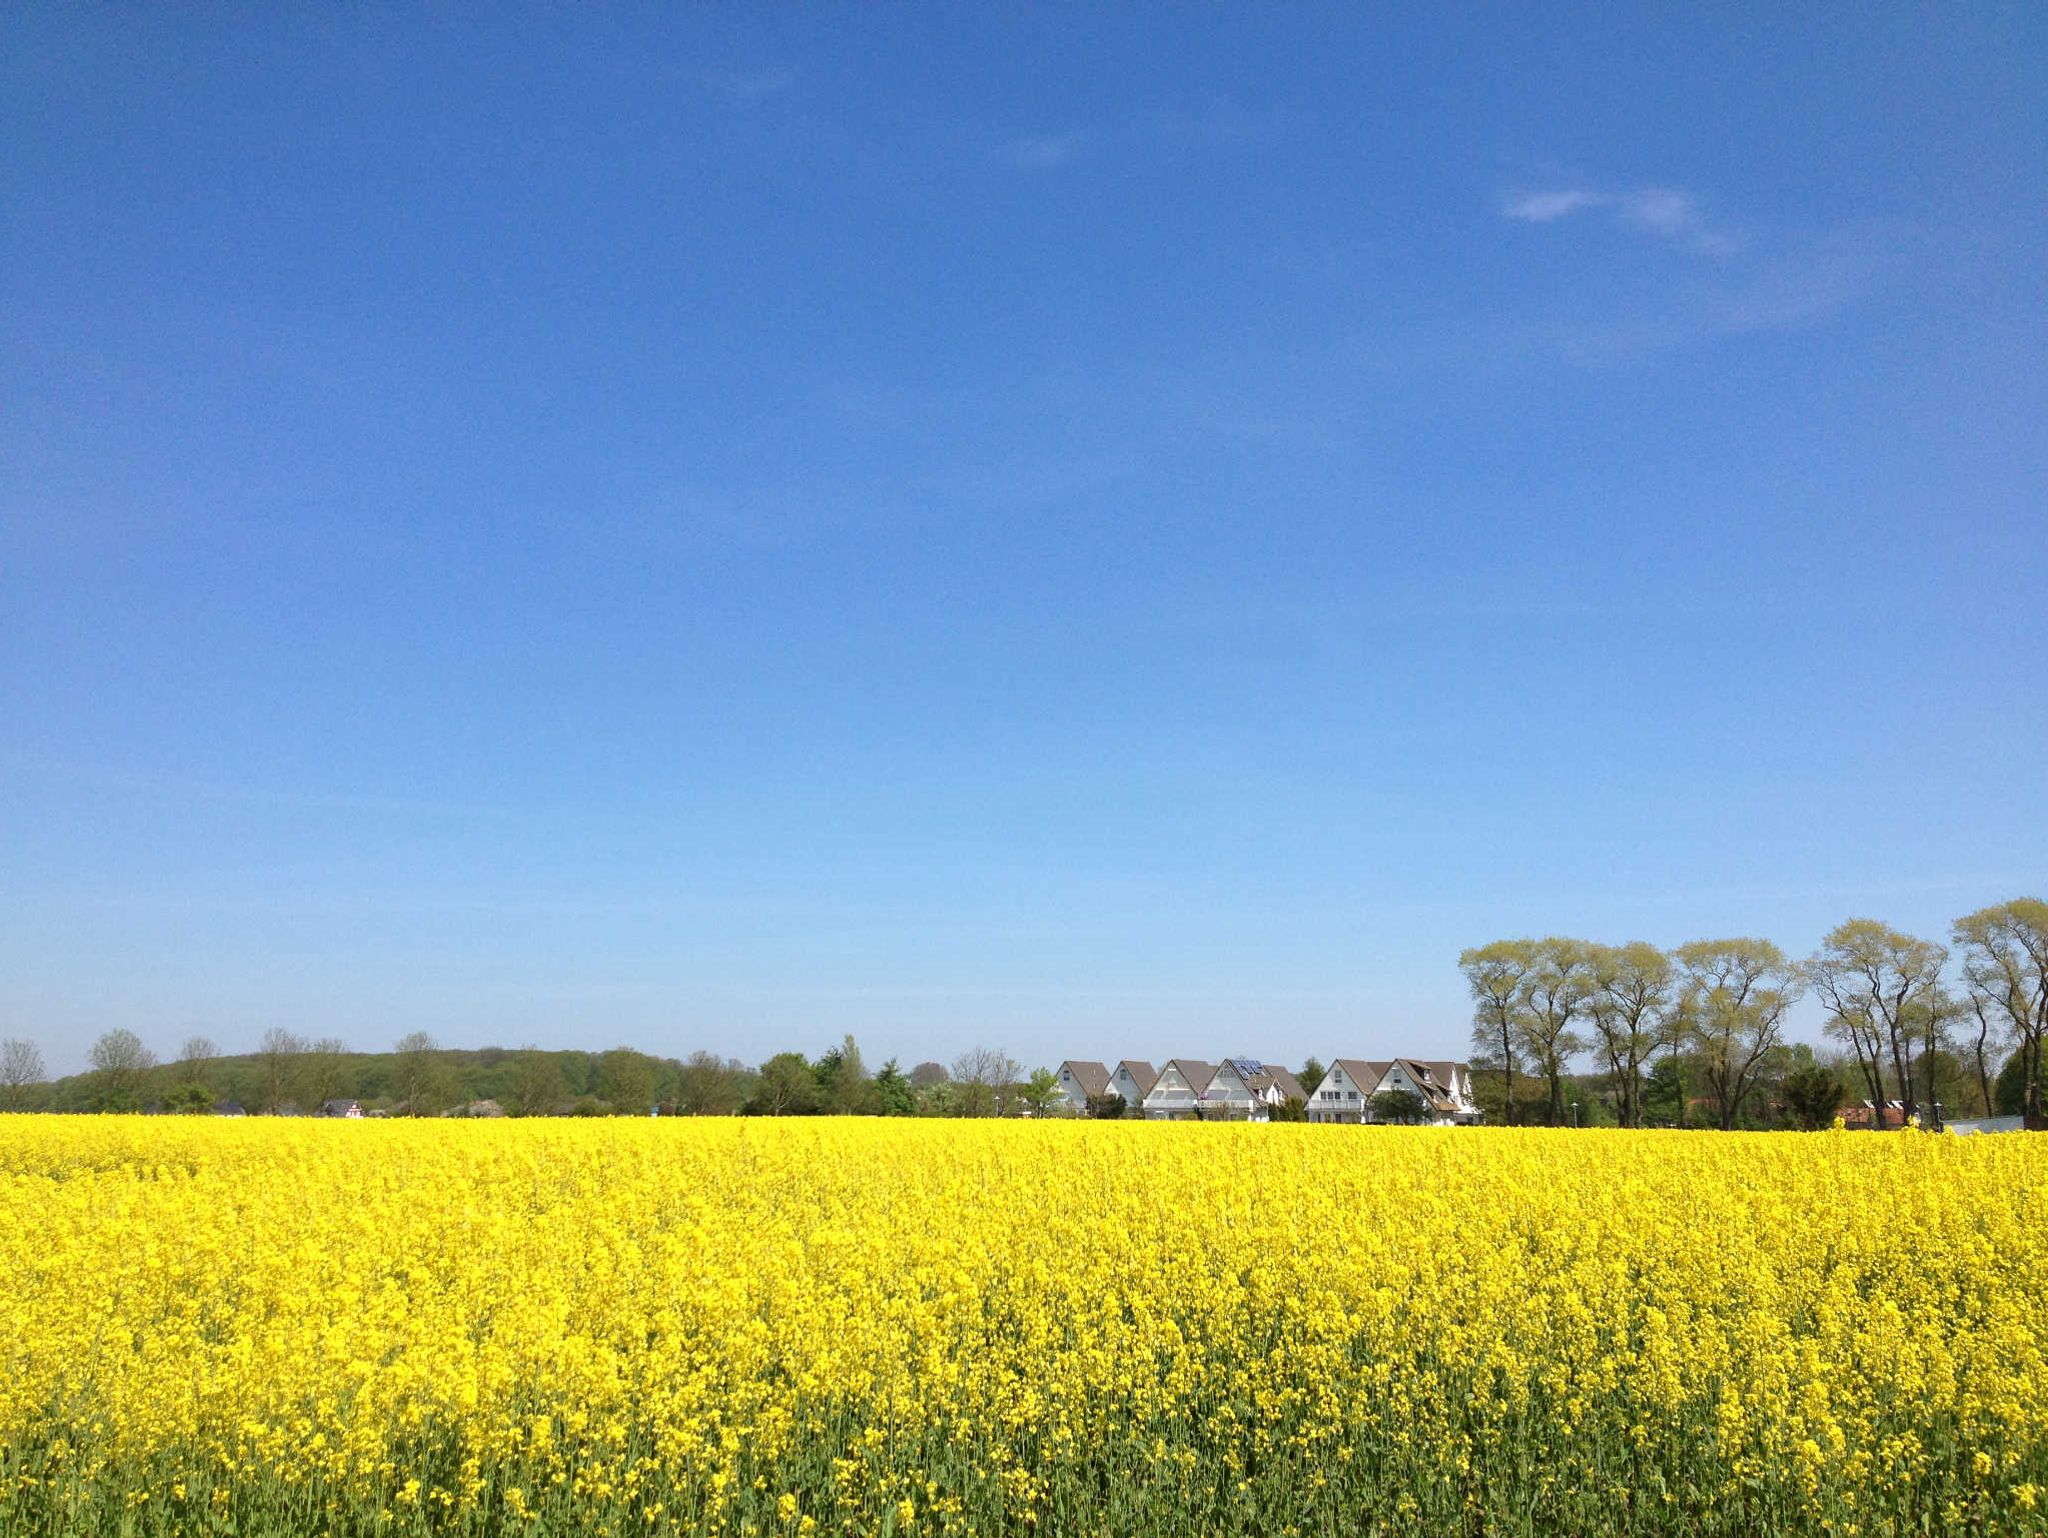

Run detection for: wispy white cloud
[[998, 132, 1090, 171], [1503, 184, 1739, 255], [1501, 188, 1607, 223], [1618, 187, 1699, 237]]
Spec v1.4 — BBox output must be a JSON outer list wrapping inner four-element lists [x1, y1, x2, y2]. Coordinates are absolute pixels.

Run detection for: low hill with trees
[[1, 1031, 1064, 1119]]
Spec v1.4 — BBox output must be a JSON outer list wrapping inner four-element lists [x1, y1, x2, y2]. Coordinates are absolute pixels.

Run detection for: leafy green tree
[[1084, 1092, 1127, 1119], [872, 1059, 916, 1116], [506, 1048, 567, 1116], [1641, 1054, 1690, 1127], [1675, 939, 1802, 1131], [1019, 1067, 1064, 1116], [597, 1048, 661, 1114], [166, 1080, 216, 1115], [915, 1079, 964, 1117], [1914, 1043, 1970, 1125], [1994, 1048, 2048, 1119], [815, 1035, 879, 1115], [1782, 1064, 1844, 1130], [1460, 940, 1537, 1126], [1369, 1088, 1428, 1125], [1297, 1058, 1326, 1097], [747, 1053, 818, 1116], [1267, 1094, 1307, 1123], [88, 1029, 156, 1112], [1630, 1056, 1695, 1122], [675, 1052, 749, 1116]]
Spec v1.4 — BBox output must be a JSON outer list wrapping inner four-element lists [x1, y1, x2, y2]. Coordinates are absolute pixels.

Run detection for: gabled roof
[[1250, 1065, 1304, 1101], [1113, 1060, 1159, 1096], [1202, 1058, 1307, 1104], [1057, 1061, 1112, 1097], [1391, 1059, 1460, 1113], [1148, 1059, 1214, 1097], [1203, 1059, 1253, 1094], [1322, 1060, 1391, 1096]]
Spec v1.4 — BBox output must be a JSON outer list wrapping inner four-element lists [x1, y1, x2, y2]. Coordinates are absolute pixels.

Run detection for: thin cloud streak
[[1503, 184, 1740, 256], [1501, 189, 1606, 223]]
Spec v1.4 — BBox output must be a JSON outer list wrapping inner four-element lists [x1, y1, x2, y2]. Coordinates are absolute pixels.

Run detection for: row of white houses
[[1055, 1056, 1482, 1125]]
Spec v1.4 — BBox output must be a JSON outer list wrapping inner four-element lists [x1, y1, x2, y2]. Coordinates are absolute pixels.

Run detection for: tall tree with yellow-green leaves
[[1516, 938, 1595, 1126], [1586, 942, 1677, 1129], [1675, 939, 1801, 1131], [1804, 920, 1948, 1127], [1954, 898, 2048, 1129], [1460, 939, 1536, 1125]]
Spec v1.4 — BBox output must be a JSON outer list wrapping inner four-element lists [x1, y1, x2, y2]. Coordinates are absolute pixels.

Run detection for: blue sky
[[4, 8, 2044, 1075]]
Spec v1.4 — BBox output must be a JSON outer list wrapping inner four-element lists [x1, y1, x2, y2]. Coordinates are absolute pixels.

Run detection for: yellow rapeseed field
[[1, 1118, 2043, 1537]]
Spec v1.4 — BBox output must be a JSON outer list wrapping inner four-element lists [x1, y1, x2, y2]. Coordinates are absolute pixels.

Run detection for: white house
[[1305, 1058, 1481, 1125], [1054, 1061, 1112, 1114], [1306, 1060, 1389, 1124], [1203, 1058, 1305, 1121], [1141, 1059, 1215, 1119], [1387, 1059, 1480, 1124], [1106, 1060, 1157, 1114]]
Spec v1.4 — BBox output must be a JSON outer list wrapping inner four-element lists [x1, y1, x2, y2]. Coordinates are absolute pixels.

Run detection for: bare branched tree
[[88, 1029, 157, 1110], [299, 1037, 350, 1110], [0, 1037, 46, 1111], [392, 1031, 446, 1117], [255, 1027, 308, 1113], [950, 1046, 1021, 1117]]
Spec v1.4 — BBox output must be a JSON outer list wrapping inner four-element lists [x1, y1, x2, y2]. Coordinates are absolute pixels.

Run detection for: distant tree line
[[1458, 898, 2047, 1131], [0, 1029, 1075, 1121], [8, 898, 2040, 1129]]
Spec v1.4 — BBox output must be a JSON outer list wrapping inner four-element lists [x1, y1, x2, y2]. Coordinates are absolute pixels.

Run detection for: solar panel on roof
[[1227, 1056, 1263, 1079]]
